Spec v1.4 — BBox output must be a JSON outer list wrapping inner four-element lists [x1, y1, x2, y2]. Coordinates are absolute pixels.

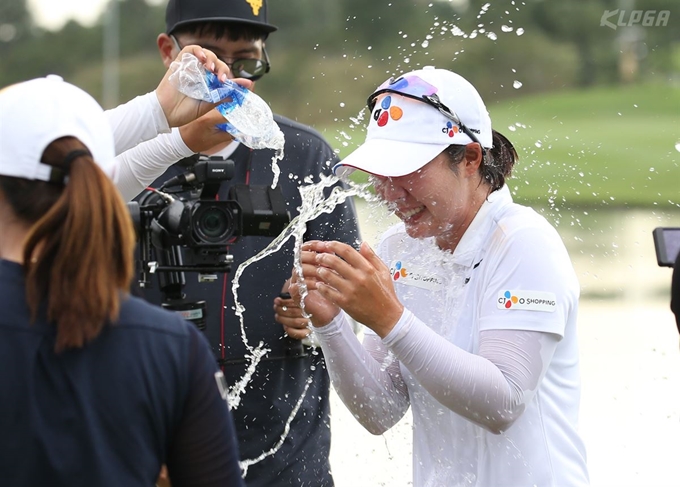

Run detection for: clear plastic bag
[[168, 53, 284, 151]]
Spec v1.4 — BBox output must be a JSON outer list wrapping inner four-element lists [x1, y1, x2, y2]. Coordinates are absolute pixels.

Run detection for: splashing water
[[227, 174, 374, 467], [223, 173, 374, 470], [240, 375, 314, 475]]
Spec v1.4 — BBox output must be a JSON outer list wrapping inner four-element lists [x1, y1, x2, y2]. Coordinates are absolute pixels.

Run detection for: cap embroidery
[[245, 0, 262, 15], [373, 95, 403, 127], [443, 121, 460, 138]]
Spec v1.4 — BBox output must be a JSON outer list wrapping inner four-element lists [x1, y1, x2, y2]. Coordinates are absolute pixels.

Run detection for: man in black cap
[[135, 0, 360, 486]]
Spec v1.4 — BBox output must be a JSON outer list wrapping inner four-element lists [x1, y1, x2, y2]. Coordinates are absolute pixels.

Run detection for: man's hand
[[178, 109, 234, 153], [156, 465, 170, 487], [274, 286, 314, 340]]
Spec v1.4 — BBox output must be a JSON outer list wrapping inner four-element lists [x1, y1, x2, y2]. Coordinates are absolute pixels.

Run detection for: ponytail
[[0, 137, 135, 352], [482, 130, 518, 192], [444, 130, 518, 193]]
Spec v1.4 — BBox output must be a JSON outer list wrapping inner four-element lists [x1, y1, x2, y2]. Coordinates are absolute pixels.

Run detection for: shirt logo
[[392, 260, 408, 280], [390, 260, 443, 291], [497, 290, 557, 312]]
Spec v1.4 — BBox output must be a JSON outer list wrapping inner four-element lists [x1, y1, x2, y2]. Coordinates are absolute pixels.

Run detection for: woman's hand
[[154, 45, 253, 128], [302, 240, 404, 338]]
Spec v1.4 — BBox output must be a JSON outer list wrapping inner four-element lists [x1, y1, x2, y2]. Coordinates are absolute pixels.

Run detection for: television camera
[[127, 154, 290, 329]]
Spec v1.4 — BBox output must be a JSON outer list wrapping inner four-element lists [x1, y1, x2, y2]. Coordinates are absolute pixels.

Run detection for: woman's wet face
[[371, 151, 482, 249]]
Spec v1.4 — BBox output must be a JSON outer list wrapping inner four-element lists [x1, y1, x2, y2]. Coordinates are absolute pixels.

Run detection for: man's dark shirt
[[136, 115, 360, 486]]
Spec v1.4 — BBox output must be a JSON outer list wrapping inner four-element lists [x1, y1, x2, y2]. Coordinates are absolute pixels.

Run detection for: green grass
[[322, 82, 680, 208]]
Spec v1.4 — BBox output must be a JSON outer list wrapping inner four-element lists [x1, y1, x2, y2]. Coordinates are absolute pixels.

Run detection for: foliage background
[[1, 0, 679, 208]]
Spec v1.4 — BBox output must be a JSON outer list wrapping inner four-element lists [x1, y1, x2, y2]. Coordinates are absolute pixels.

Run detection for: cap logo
[[443, 121, 460, 138], [245, 0, 262, 15], [373, 95, 403, 127]]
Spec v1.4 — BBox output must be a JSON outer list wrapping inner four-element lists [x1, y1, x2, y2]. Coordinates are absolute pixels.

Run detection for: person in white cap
[[0, 76, 246, 486], [279, 67, 590, 486]]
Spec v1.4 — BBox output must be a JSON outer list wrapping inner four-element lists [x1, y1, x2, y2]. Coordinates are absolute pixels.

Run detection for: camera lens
[[193, 204, 234, 244], [201, 209, 227, 236]]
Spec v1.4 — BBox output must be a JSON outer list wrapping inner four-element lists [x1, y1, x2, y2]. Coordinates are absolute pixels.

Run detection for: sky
[[27, 0, 164, 31]]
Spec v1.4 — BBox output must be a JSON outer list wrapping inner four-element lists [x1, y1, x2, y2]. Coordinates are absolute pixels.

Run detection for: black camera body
[[128, 155, 290, 280]]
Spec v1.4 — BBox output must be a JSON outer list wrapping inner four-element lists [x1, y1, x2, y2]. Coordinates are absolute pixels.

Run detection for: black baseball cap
[[166, 0, 278, 35]]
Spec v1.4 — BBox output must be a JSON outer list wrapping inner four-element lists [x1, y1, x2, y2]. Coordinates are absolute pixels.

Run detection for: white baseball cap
[[334, 67, 492, 178], [0, 75, 115, 182]]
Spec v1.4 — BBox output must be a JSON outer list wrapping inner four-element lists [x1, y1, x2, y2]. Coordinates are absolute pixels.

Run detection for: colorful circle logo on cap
[[373, 95, 404, 127], [443, 121, 460, 138]]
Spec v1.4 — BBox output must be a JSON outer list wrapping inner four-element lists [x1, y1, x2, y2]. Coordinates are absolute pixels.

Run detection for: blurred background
[[2, 1, 680, 485]]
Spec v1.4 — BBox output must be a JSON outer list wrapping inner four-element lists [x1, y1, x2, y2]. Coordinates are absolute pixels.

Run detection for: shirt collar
[[451, 185, 513, 266]]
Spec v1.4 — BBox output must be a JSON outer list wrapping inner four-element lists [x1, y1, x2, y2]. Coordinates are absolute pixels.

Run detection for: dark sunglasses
[[170, 35, 270, 81], [368, 74, 485, 150]]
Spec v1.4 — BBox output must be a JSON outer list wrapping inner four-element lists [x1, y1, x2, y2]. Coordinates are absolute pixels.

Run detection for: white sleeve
[[104, 92, 170, 155], [112, 129, 194, 201], [313, 312, 410, 435], [383, 308, 560, 434]]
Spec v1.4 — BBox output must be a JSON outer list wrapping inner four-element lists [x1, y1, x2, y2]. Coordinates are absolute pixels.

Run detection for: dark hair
[[173, 22, 267, 43], [444, 130, 518, 192], [0, 137, 135, 352]]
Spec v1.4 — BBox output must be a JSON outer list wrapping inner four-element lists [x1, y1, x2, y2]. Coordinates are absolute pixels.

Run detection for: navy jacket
[[0, 259, 244, 487]]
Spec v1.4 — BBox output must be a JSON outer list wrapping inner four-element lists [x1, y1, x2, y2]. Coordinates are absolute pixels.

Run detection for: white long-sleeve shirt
[[314, 186, 589, 487], [103, 92, 196, 201]]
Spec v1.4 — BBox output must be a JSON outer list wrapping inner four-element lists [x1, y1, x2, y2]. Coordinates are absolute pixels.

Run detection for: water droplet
[[513, 80, 523, 89], [501, 25, 513, 32], [650, 167, 655, 172], [339, 102, 345, 108], [535, 141, 543, 148], [421, 40, 429, 48], [451, 26, 465, 36], [508, 125, 517, 131], [675, 142, 680, 152], [516, 28, 525, 35]]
